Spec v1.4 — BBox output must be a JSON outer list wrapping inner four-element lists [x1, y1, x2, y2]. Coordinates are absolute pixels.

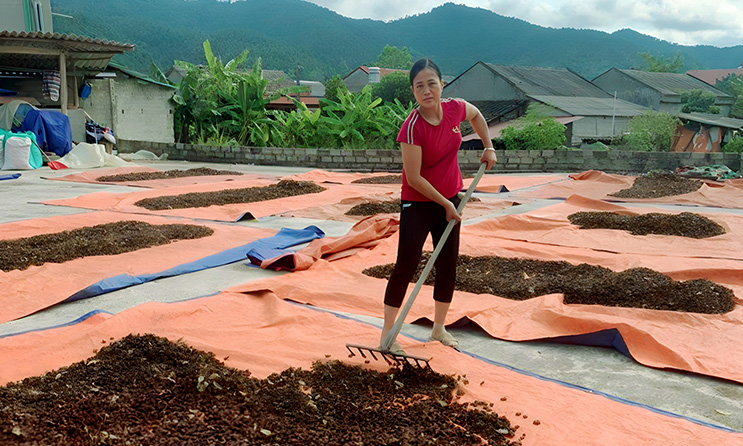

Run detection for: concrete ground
[[1, 159, 741, 434]]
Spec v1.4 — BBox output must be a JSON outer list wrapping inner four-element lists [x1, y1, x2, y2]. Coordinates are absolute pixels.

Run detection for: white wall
[[0, 0, 52, 32], [81, 77, 175, 144], [0, 1, 25, 31], [572, 116, 632, 141]]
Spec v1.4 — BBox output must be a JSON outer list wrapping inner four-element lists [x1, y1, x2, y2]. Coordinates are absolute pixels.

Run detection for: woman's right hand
[[444, 200, 462, 222]]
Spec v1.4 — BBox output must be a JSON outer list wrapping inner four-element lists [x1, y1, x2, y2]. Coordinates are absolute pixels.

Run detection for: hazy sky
[[303, 0, 743, 48]]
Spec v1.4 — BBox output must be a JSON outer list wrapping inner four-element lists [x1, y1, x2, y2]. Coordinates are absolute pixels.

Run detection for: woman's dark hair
[[409, 59, 442, 86]]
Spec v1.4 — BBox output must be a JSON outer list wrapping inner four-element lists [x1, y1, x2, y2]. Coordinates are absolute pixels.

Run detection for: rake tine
[[346, 345, 356, 357], [346, 344, 431, 369]]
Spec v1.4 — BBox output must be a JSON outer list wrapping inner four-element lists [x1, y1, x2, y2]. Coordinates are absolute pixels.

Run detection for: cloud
[[302, 0, 743, 47]]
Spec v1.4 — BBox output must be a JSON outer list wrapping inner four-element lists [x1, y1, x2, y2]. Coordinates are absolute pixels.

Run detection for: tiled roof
[[686, 69, 743, 87]]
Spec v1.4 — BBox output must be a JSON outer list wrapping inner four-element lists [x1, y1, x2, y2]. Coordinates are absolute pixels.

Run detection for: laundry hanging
[[42, 71, 61, 102]]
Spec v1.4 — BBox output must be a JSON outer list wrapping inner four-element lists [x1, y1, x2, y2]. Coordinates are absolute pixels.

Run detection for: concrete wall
[[117, 140, 742, 174], [80, 77, 175, 144], [572, 116, 632, 142], [593, 70, 663, 111], [444, 64, 525, 102], [343, 70, 368, 93]]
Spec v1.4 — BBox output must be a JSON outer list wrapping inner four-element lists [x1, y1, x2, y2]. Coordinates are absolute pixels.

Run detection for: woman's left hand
[[481, 149, 497, 170]]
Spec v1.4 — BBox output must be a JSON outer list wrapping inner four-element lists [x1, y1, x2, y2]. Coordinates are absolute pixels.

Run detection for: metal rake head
[[345, 343, 431, 369]]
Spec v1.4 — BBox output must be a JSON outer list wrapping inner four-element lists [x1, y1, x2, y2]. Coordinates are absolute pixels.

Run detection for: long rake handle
[[381, 162, 487, 351]]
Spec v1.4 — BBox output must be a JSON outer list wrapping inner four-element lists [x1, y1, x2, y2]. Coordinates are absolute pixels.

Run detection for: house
[[592, 68, 734, 115], [81, 62, 176, 144], [262, 70, 323, 111], [343, 66, 408, 93], [445, 62, 648, 145], [1, 0, 137, 146], [686, 68, 743, 87]]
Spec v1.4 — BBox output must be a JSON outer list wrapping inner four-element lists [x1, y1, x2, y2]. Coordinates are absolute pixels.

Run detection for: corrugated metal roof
[[461, 100, 526, 136], [0, 31, 134, 51], [678, 112, 743, 129], [0, 31, 134, 71], [484, 64, 610, 98], [616, 69, 731, 99], [528, 95, 649, 117], [108, 62, 175, 89]]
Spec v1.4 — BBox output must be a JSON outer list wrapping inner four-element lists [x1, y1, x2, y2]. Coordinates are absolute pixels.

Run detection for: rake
[[347, 161, 488, 368]]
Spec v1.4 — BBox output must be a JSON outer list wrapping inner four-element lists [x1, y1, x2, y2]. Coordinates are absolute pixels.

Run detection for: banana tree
[[217, 58, 307, 146], [274, 98, 325, 148], [319, 86, 398, 149]]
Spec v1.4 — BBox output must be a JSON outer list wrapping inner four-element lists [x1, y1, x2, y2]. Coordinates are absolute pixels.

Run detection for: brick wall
[[118, 140, 742, 174]]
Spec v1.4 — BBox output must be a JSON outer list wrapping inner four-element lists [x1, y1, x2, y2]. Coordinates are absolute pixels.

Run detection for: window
[[33, 0, 44, 32]]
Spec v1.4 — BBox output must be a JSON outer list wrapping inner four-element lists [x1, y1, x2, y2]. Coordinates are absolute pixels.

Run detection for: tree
[[715, 73, 743, 118], [638, 51, 684, 73], [324, 75, 348, 103], [498, 105, 566, 150], [680, 89, 720, 114], [373, 45, 413, 70], [624, 111, 681, 151], [370, 71, 415, 105]]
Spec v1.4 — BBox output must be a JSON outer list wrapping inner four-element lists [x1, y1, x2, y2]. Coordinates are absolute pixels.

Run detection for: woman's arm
[[400, 142, 461, 222], [464, 101, 497, 170]]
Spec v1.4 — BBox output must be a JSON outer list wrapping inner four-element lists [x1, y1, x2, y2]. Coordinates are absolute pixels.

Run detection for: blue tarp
[[61, 226, 325, 304], [17, 109, 72, 156]]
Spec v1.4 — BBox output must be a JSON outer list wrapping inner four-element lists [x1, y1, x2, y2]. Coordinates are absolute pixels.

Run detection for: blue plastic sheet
[[18, 109, 72, 156], [62, 226, 325, 303]]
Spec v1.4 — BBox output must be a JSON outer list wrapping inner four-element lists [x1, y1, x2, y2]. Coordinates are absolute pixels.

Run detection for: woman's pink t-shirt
[[396, 98, 467, 201]]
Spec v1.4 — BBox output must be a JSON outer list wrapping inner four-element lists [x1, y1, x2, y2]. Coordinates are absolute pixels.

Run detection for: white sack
[[1, 135, 36, 170], [57, 143, 133, 169]]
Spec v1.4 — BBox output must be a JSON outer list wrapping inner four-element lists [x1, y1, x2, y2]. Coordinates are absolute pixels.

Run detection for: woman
[[381, 58, 497, 354]]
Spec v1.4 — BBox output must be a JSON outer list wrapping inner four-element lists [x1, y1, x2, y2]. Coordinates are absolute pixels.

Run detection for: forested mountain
[[50, 0, 743, 81]]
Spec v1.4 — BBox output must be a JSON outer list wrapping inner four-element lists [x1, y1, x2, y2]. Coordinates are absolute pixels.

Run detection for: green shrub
[[499, 105, 566, 150], [623, 111, 681, 151], [722, 136, 743, 153]]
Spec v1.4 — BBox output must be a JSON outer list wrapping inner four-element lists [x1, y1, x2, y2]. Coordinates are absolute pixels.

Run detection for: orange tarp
[[0, 291, 739, 445], [283, 169, 401, 184], [463, 173, 568, 193], [47, 166, 268, 189], [475, 194, 743, 260], [517, 170, 743, 208], [230, 223, 743, 383], [42, 180, 399, 222], [0, 211, 276, 323], [279, 190, 517, 222], [286, 169, 568, 193]]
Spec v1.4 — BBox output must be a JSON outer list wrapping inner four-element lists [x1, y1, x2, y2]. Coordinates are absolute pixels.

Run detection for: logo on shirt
[[452, 126, 461, 134]]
